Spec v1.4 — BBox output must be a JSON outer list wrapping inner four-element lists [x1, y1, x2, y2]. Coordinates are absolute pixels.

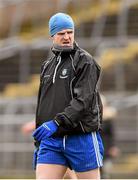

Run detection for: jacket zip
[[70, 76, 76, 99], [69, 54, 76, 99], [69, 55, 86, 133], [53, 55, 61, 83], [70, 54, 76, 73], [95, 88, 100, 129]]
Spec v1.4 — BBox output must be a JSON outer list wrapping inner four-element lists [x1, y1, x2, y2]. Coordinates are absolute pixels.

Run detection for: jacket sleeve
[[55, 56, 100, 129]]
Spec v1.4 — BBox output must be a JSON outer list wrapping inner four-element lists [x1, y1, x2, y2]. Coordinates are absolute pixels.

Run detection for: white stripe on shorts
[[91, 132, 102, 167]]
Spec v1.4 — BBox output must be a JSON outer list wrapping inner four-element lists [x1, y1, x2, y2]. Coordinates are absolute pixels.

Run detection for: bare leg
[[36, 164, 67, 179], [64, 168, 77, 179], [76, 168, 100, 179]]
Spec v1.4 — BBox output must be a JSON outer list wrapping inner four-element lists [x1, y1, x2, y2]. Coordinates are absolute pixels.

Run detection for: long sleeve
[[55, 59, 100, 129]]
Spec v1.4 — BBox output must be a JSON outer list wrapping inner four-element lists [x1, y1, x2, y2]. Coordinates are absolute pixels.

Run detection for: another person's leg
[[36, 164, 67, 179]]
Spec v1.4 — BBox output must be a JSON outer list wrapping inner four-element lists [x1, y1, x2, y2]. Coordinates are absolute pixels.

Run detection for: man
[[100, 95, 120, 178], [33, 12, 104, 179]]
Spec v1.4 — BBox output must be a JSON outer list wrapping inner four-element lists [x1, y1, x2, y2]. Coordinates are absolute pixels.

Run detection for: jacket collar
[[51, 41, 78, 56]]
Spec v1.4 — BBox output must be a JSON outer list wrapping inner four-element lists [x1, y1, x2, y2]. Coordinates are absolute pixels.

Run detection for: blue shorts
[[35, 132, 104, 172]]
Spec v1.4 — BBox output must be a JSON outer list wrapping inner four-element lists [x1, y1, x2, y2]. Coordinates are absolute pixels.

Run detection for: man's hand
[[32, 120, 58, 142]]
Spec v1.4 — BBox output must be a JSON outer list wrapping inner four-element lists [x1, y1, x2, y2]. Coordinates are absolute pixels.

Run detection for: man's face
[[52, 29, 74, 47]]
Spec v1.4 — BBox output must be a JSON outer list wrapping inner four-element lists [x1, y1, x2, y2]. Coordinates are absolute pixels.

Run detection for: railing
[[0, 94, 138, 177], [0, 0, 138, 88], [0, 97, 36, 178]]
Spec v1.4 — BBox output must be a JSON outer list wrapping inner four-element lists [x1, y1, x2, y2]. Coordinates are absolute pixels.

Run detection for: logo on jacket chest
[[59, 68, 68, 79]]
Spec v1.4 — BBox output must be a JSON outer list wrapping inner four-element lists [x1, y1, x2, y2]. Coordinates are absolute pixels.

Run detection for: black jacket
[[36, 42, 103, 137]]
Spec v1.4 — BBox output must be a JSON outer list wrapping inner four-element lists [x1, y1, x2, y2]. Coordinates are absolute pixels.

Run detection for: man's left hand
[[32, 120, 58, 142]]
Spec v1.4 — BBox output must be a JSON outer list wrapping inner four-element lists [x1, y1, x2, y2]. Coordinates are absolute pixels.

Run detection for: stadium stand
[[3, 74, 39, 97], [99, 41, 138, 69], [0, 0, 138, 178]]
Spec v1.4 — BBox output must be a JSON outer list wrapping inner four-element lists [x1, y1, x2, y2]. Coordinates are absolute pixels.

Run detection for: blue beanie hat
[[49, 13, 74, 36]]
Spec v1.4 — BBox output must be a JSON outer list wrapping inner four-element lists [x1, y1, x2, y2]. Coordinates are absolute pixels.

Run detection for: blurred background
[[0, 0, 138, 179]]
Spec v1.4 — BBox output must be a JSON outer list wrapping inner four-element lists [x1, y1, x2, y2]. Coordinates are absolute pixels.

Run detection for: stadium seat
[[3, 74, 39, 97], [99, 41, 138, 69]]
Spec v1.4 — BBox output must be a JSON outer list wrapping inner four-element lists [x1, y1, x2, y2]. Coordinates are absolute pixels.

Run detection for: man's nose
[[64, 33, 69, 39]]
